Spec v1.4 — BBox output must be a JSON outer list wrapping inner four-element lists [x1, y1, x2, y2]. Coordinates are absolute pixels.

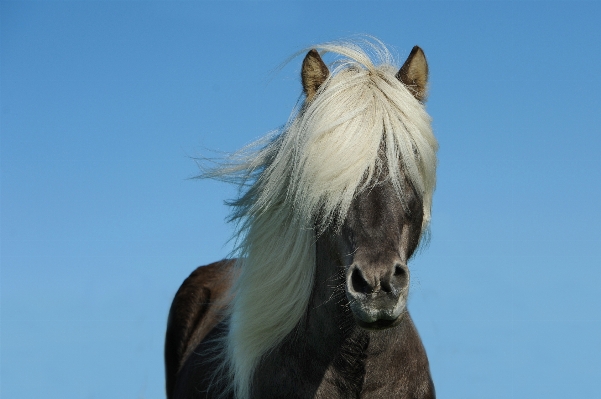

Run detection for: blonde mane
[[203, 39, 438, 399]]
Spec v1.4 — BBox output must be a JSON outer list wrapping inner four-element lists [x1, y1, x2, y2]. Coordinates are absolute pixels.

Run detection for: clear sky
[[1, 1, 600, 398]]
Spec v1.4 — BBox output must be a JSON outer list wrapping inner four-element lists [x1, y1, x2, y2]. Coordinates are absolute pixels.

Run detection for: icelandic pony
[[165, 40, 438, 399]]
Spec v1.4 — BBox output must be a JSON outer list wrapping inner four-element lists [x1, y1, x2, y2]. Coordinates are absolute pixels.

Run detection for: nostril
[[351, 267, 372, 295], [394, 264, 406, 277]]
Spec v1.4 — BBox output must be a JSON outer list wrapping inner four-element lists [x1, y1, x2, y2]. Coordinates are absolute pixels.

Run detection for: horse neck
[[299, 236, 386, 356]]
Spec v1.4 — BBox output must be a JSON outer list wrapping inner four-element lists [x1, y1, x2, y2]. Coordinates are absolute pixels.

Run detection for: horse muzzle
[[346, 262, 409, 330]]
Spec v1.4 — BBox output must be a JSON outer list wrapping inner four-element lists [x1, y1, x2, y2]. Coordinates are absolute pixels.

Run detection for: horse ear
[[302, 49, 329, 101], [396, 46, 429, 102]]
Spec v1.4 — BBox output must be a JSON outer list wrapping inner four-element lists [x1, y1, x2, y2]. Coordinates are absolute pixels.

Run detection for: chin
[[356, 316, 403, 330]]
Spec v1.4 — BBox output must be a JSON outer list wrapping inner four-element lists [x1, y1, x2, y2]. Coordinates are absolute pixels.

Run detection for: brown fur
[[165, 260, 234, 398]]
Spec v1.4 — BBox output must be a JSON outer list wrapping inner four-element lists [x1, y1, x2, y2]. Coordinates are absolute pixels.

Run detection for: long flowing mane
[[202, 39, 438, 399]]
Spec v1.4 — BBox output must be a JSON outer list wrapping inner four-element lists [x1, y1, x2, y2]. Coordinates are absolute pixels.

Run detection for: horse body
[[166, 40, 438, 398], [168, 263, 434, 399]]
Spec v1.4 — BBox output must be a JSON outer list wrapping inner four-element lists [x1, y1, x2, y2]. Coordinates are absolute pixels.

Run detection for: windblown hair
[[202, 39, 438, 399]]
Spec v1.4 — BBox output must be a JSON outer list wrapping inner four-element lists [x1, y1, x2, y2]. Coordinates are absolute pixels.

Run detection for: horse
[[165, 40, 438, 399]]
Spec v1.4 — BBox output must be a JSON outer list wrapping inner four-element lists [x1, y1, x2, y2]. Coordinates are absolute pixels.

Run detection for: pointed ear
[[301, 49, 329, 101], [396, 46, 429, 102]]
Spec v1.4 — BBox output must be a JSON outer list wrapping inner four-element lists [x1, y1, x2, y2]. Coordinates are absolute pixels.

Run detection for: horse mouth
[[347, 291, 407, 330], [356, 316, 402, 330], [347, 293, 407, 330]]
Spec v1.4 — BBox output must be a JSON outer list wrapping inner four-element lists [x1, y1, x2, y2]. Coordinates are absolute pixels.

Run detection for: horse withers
[[166, 40, 438, 399]]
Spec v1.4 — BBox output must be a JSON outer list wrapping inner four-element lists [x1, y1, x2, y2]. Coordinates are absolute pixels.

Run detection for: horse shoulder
[[165, 259, 234, 399]]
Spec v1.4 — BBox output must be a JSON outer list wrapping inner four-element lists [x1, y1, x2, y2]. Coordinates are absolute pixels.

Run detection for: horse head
[[302, 45, 430, 330], [339, 175, 423, 329]]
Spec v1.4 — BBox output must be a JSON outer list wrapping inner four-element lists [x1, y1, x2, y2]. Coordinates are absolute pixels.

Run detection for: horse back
[[165, 259, 234, 399]]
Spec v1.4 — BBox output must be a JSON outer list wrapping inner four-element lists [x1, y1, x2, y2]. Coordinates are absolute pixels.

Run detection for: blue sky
[[2, 1, 600, 398]]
